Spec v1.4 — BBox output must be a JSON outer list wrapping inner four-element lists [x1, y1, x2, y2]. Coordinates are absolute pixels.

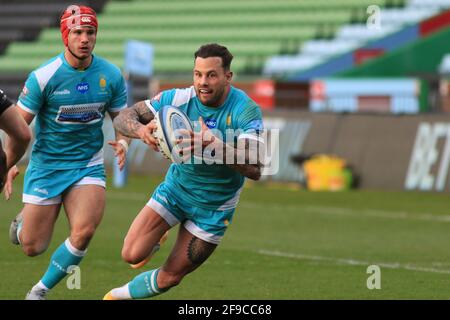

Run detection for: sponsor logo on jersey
[[19, 86, 29, 99], [152, 92, 162, 102], [55, 102, 105, 124], [76, 82, 89, 93], [54, 89, 71, 95], [33, 188, 49, 195], [157, 194, 168, 204], [248, 119, 264, 132], [205, 118, 217, 129]]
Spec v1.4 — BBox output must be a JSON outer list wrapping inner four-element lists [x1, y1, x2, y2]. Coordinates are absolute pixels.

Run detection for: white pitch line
[[107, 192, 450, 223], [304, 205, 450, 223], [238, 202, 450, 223], [257, 249, 450, 275]]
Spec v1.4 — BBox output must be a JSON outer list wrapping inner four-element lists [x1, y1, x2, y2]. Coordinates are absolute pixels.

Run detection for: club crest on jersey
[[99, 77, 106, 89], [76, 82, 89, 93], [205, 118, 217, 129]]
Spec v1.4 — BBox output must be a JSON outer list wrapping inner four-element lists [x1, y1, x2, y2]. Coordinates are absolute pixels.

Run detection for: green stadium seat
[[0, 0, 388, 75]]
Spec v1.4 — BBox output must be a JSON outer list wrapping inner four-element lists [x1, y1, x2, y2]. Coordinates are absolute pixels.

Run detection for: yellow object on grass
[[303, 154, 352, 191]]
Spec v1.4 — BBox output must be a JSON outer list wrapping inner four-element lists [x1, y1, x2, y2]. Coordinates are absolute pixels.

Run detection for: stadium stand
[[264, 0, 450, 78], [0, 0, 390, 76], [0, 0, 399, 101], [0, 0, 108, 99], [4, 0, 449, 108], [0, 0, 108, 54]]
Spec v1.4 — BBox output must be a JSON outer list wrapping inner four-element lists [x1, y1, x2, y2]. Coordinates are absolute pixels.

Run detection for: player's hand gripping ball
[[153, 105, 193, 162]]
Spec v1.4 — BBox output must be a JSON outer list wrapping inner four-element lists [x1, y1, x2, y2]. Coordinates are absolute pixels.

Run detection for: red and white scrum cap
[[60, 5, 98, 46]]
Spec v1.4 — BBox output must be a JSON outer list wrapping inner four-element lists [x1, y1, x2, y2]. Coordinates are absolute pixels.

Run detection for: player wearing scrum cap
[[0, 89, 31, 193], [6, 5, 130, 300]]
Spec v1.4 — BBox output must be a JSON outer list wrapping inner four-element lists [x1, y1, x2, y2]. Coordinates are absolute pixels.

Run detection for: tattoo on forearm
[[187, 236, 216, 265], [226, 139, 262, 180], [113, 101, 154, 138]]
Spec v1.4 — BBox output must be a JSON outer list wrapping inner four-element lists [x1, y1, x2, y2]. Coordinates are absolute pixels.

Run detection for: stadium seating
[[264, 0, 450, 77], [0, 0, 393, 76], [0, 0, 108, 98], [0, 1, 108, 53]]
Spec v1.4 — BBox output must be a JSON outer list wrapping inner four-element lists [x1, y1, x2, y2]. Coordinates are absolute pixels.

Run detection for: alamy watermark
[[66, 265, 81, 290], [366, 265, 381, 290], [367, 5, 381, 30]]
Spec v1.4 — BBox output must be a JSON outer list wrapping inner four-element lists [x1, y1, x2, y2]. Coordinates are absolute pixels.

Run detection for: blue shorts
[[23, 163, 105, 205], [147, 183, 236, 244]]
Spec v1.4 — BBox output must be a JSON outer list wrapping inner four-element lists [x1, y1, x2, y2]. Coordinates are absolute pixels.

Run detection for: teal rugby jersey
[[18, 53, 127, 169], [146, 86, 264, 210]]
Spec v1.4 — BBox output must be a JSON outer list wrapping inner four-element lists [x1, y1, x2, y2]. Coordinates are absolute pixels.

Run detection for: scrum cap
[[60, 5, 98, 46]]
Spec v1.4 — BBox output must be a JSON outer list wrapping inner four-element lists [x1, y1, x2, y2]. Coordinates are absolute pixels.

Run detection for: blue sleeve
[[147, 89, 176, 113], [145, 89, 176, 114], [17, 73, 44, 115], [236, 99, 264, 138], [109, 72, 127, 112]]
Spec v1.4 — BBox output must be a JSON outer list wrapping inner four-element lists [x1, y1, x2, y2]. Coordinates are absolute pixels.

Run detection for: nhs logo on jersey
[[56, 102, 105, 125], [205, 118, 217, 129], [76, 83, 89, 94]]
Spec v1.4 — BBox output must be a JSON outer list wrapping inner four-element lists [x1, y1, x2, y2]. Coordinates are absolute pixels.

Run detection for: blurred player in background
[[6, 5, 130, 300], [104, 43, 264, 300], [0, 89, 32, 193]]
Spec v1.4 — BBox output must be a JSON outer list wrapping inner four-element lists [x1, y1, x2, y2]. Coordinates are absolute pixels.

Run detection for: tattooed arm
[[225, 139, 263, 181], [107, 111, 132, 171], [113, 100, 158, 150], [183, 118, 263, 180], [113, 100, 154, 138]]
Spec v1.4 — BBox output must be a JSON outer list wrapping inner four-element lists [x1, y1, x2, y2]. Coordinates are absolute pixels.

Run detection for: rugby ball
[[153, 105, 193, 162]]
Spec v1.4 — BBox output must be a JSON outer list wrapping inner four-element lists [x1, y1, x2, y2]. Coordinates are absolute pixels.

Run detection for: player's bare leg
[[64, 185, 105, 250], [11, 203, 61, 256], [104, 224, 216, 300], [121, 205, 171, 267], [26, 185, 105, 300], [9, 203, 61, 300], [157, 224, 217, 288]]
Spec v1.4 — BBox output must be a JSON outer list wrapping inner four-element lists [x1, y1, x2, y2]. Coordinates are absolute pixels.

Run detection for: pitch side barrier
[[261, 110, 450, 192], [98, 111, 450, 192], [7, 111, 450, 191]]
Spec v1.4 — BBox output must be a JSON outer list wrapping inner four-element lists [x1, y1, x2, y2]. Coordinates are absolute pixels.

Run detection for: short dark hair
[[194, 43, 233, 71]]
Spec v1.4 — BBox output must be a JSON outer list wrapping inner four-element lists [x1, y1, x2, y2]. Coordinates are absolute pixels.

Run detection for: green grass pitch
[[0, 173, 449, 299]]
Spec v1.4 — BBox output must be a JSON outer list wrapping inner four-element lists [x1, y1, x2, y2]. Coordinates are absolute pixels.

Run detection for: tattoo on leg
[[187, 236, 216, 265]]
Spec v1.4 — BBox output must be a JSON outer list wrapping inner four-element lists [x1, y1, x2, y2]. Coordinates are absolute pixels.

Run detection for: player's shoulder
[[35, 54, 63, 70], [31, 54, 64, 77], [93, 55, 122, 76], [171, 86, 196, 106], [230, 86, 261, 112], [153, 86, 196, 107], [27, 54, 65, 91]]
